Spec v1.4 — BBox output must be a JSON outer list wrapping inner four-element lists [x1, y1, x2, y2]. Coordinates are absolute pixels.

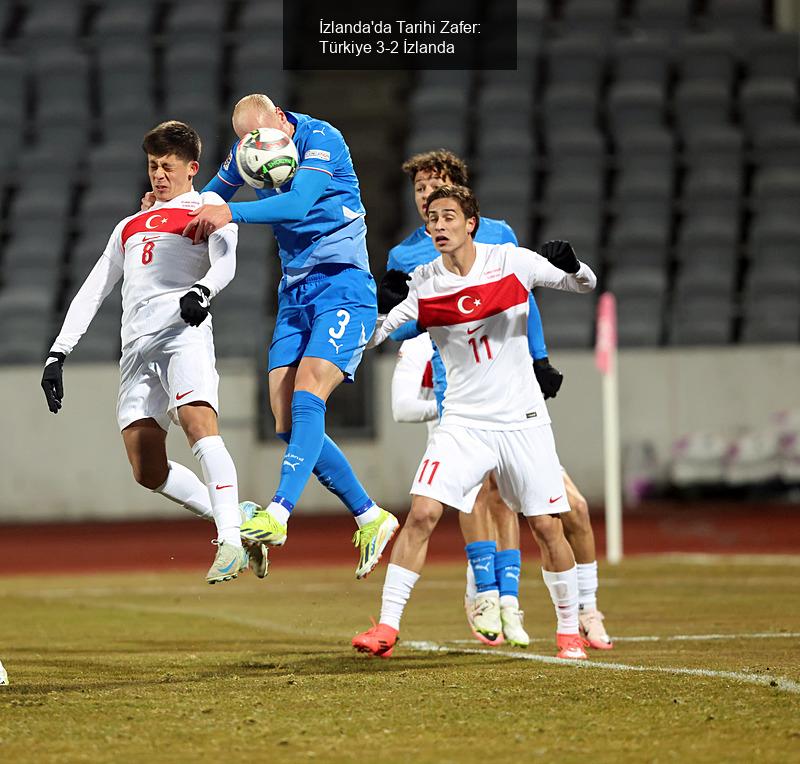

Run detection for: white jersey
[[51, 190, 238, 355], [391, 333, 437, 425], [373, 242, 596, 430]]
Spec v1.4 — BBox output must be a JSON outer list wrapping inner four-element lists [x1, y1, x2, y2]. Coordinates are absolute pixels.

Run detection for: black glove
[[378, 269, 411, 314], [41, 352, 66, 413], [533, 356, 564, 400], [179, 284, 211, 326], [540, 239, 580, 274]]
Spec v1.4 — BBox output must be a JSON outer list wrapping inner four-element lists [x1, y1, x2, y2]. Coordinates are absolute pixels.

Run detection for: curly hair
[[401, 149, 469, 186]]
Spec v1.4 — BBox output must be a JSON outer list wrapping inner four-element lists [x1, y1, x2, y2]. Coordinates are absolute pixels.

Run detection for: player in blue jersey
[[384, 150, 612, 649], [182, 94, 399, 579]]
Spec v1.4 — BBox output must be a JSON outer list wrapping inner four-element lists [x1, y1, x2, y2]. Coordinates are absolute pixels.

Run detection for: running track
[[0, 502, 797, 574]]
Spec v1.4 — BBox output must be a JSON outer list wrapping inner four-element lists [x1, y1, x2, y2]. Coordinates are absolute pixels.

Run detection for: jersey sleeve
[[206, 140, 245, 199], [50, 223, 125, 355], [526, 293, 548, 360], [514, 246, 597, 293], [368, 279, 421, 348], [297, 124, 344, 178]]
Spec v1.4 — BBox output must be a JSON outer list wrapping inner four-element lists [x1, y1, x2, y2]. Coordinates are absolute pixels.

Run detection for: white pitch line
[[404, 641, 800, 695], [450, 632, 800, 645]]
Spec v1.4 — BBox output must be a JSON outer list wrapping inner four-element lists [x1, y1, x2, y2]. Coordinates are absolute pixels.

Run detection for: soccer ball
[[236, 127, 299, 189]]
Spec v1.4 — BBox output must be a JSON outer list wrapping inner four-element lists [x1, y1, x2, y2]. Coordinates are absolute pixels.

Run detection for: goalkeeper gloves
[[540, 240, 580, 274], [179, 284, 211, 326], [378, 269, 411, 314], [533, 357, 564, 400], [41, 352, 66, 413]]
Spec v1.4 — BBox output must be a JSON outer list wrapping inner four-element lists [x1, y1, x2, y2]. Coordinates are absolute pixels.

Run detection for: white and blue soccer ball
[[236, 127, 299, 189]]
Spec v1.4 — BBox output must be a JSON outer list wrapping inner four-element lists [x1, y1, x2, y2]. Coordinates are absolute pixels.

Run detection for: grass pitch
[[1, 556, 799, 763]]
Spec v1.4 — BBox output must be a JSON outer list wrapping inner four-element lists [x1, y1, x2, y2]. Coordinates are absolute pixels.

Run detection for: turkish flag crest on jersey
[[121, 208, 196, 247], [418, 274, 529, 329]]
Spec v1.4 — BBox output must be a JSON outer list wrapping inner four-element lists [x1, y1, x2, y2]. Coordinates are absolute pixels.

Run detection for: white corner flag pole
[[595, 292, 623, 564]]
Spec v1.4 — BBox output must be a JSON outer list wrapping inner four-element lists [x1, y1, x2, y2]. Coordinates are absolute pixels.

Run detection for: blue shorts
[[269, 264, 378, 380]]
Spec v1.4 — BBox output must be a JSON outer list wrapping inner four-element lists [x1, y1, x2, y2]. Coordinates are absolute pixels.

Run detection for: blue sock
[[495, 549, 522, 599], [466, 541, 498, 593], [276, 431, 373, 515], [275, 391, 327, 507]]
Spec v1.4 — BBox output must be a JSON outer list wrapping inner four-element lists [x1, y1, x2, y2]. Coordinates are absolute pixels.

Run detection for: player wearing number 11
[[352, 185, 597, 659]]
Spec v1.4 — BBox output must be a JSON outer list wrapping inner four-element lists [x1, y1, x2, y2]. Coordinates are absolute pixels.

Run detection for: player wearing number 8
[[352, 185, 597, 659], [40, 121, 268, 585]]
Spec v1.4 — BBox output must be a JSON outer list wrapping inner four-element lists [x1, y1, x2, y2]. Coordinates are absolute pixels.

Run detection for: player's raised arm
[[41, 234, 124, 412], [525, 240, 597, 293]]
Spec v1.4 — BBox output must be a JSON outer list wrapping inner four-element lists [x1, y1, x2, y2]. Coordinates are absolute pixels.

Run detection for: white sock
[[577, 560, 599, 612], [379, 563, 420, 630], [465, 562, 477, 601], [192, 436, 241, 547], [355, 503, 380, 528], [500, 594, 519, 609], [154, 461, 213, 521], [267, 500, 291, 525], [542, 566, 579, 635]]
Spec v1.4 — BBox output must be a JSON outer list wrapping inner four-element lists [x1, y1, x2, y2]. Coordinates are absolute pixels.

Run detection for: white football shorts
[[409, 423, 570, 517], [117, 323, 219, 431]]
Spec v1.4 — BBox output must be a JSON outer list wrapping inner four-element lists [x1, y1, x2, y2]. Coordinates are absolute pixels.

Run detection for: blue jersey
[[208, 111, 369, 288], [387, 216, 549, 415]]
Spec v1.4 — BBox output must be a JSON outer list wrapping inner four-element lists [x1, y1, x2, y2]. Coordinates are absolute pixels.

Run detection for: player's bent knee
[[407, 497, 444, 535], [132, 464, 168, 490], [564, 493, 590, 532], [527, 514, 564, 547]]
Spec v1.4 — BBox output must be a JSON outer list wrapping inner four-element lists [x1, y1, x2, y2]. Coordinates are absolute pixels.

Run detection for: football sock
[[276, 430, 375, 519], [466, 541, 498, 593], [274, 391, 327, 507], [154, 460, 213, 521], [379, 563, 420, 630], [542, 566, 580, 635], [495, 548, 522, 600], [192, 436, 241, 547], [465, 562, 477, 601], [266, 496, 293, 525], [577, 560, 599, 612]]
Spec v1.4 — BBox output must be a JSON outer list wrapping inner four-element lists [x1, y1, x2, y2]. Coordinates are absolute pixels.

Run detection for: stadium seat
[[230, 43, 288, 105], [682, 125, 743, 170], [237, 0, 284, 31], [546, 36, 607, 92], [87, 142, 148, 191], [97, 45, 156, 118], [607, 82, 667, 137], [31, 48, 89, 112], [532, 287, 596, 348], [163, 45, 222, 108], [673, 261, 737, 301], [681, 165, 742, 220], [614, 127, 674, 178], [0, 287, 53, 363], [93, 1, 157, 46], [165, 0, 226, 45], [547, 128, 606, 174], [606, 265, 668, 298], [740, 78, 798, 138], [741, 294, 800, 343], [679, 32, 737, 86], [745, 32, 799, 80], [615, 294, 664, 346], [613, 35, 671, 89], [411, 87, 470, 126], [477, 85, 534, 124], [748, 216, 800, 270], [751, 125, 800, 170], [560, 0, 618, 37], [607, 219, 669, 267], [676, 215, 739, 269], [20, 0, 82, 50], [630, 0, 694, 34], [751, 168, 800, 219], [674, 80, 732, 137], [668, 295, 734, 346], [542, 84, 600, 132], [704, 0, 766, 34]]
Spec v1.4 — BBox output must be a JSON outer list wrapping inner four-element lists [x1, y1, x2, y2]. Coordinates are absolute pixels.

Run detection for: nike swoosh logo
[[219, 559, 236, 573], [141, 235, 160, 242], [466, 324, 485, 335], [215, 484, 233, 490], [549, 495, 563, 504], [175, 390, 194, 400]]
